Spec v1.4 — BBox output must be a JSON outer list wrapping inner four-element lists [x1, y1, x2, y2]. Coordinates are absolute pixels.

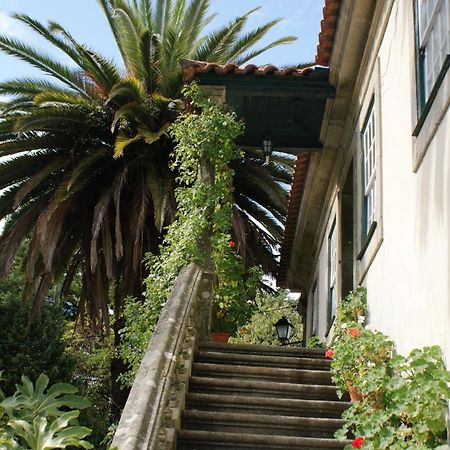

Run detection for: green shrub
[[230, 290, 303, 346], [0, 298, 73, 397], [306, 335, 325, 348], [0, 373, 92, 449]]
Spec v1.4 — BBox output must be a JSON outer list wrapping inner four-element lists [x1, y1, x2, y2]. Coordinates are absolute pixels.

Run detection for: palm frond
[[0, 34, 88, 96], [234, 35, 297, 66], [108, 77, 146, 104], [111, 5, 145, 78], [0, 78, 75, 97], [113, 131, 142, 157]]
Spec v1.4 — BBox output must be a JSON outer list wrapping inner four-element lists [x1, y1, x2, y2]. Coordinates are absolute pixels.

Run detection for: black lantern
[[274, 316, 294, 345], [262, 136, 273, 165]]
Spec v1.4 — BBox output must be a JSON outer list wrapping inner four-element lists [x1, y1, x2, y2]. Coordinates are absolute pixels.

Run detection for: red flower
[[351, 437, 365, 448], [228, 240, 236, 248], [349, 327, 360, 338], [325, 349, 334, 359]]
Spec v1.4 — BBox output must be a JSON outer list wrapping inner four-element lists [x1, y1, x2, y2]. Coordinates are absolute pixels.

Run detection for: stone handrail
[[112, 263, 213, 449]]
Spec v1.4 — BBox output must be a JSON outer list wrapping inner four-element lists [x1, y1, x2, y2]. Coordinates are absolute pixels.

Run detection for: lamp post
[[262, 136, 274, 165], [274, 316, 294, 345]]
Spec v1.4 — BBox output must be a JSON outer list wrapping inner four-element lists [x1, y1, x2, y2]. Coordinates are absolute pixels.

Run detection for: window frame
[[415, 0, 450, 109], [311, 279, 319, 336], [355, 59, 383, 283], [361, 98, 377, 238], [413, 0, 450, 132], [327, 220, 337, 328]]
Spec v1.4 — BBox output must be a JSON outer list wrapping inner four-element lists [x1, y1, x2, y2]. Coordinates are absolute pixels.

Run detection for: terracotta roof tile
[[180, 60, 316, 83], [278, 153, 311, 286], [316, 0, 341, 65]]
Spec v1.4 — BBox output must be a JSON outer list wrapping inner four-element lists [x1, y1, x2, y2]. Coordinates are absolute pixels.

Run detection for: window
[[416, 0, 450, 108], [327, 222, 337, 326], [356, 62, 383, 281], [311, 280, 319, 335], [362, 100, 376, 237]]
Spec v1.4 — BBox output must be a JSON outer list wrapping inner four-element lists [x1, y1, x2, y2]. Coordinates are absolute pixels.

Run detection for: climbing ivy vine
[[119, 84, 258, 384]]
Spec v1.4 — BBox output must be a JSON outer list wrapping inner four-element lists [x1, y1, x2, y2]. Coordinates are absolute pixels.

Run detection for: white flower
[[357, 315, 365, 324], [341, 322, 348, 329], [367, 361, 375, 368]]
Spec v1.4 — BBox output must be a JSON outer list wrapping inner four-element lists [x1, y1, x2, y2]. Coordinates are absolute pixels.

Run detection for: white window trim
[[362, 101, 377, 232], [412, 0, 450, 171], [355, 59, 384, 284], [328, 221, 337, 325], [417, 0, 450, 101], [311, 280, 319, 336]]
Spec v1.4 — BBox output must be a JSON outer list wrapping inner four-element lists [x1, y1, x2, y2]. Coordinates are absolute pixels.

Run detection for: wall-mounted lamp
[[274, 316, 294, 345], [262, 136, 274, 165]]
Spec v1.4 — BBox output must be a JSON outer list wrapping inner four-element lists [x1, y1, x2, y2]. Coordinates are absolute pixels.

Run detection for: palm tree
[[0, 0, 294, 323]]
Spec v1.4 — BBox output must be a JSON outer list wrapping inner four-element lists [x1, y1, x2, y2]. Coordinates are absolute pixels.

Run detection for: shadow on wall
[[415, 117, 450, 324]]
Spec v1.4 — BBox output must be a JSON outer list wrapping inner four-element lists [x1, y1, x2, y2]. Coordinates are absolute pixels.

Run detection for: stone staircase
[[176, 342, 351, 450]]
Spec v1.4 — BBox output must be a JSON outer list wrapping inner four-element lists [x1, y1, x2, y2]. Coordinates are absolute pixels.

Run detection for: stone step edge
[[196, 350, 331, 367], [186, 392, 350, 410], [192, 362, 332, 380], [182, 409, 344, 429], [177, 429, 350, 448], [198, 342, 326, 358], [189, 376, 339, 393]]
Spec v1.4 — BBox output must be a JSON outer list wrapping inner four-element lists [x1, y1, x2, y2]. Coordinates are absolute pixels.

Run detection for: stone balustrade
[[112, 263, 214, 450]]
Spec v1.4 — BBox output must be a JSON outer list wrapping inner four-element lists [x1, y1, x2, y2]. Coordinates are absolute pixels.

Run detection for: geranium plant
[[334, 287, 367, 333], [331, 325, 393, 401], [331, 289, 450, 449], [336, 346, 450, 449]]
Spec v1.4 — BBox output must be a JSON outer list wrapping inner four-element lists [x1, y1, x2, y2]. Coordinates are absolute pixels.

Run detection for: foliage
[[0, 373, 92, 449], [230, 290, 303, 346], [0, 0, 295, 326], [119, 83, 258, 384], [336, 346, 450, 449], [331, 325, 394, 400], [64, 323, 113, 449], [211, 265, 262, 335], [334, 287, 367, 332], [330, 289, 450, 449], [0, 296, 73, 398], [306, 335, 326, 349]]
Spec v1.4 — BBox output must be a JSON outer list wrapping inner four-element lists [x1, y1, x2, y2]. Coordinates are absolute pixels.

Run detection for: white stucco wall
[[311, 0, 450, 363], [362, 0, 450, 364]]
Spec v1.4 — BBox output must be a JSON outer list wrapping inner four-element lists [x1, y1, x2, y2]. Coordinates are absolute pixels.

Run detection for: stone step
[[185, 392, 349, 419], [198, 342, 327, 359], [177, 430, 350, 449], [196, 350, 331, 370], [192, 362, 333, 385], [182, 410, 344, 439], [188, 376, 345, 401]]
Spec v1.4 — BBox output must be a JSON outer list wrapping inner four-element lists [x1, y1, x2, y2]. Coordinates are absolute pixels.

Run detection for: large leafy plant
[[331, 325, 393, 401], [0, 373, 92, 449], [329, 289, 450, 449], [336, 346, 450, 449]]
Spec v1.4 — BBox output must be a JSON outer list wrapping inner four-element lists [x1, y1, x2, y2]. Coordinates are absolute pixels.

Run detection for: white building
[[279, 0, 450, 363]]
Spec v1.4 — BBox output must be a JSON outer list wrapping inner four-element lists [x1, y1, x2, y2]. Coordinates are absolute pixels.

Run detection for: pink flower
[[325, 349, 334, 359], [228, 240, 236, 248], [351, 437, 365, 448], [349, 327, 360, 338]]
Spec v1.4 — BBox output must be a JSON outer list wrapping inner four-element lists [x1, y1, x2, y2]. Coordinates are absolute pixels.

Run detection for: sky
[[0, 0, 324, 82]]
